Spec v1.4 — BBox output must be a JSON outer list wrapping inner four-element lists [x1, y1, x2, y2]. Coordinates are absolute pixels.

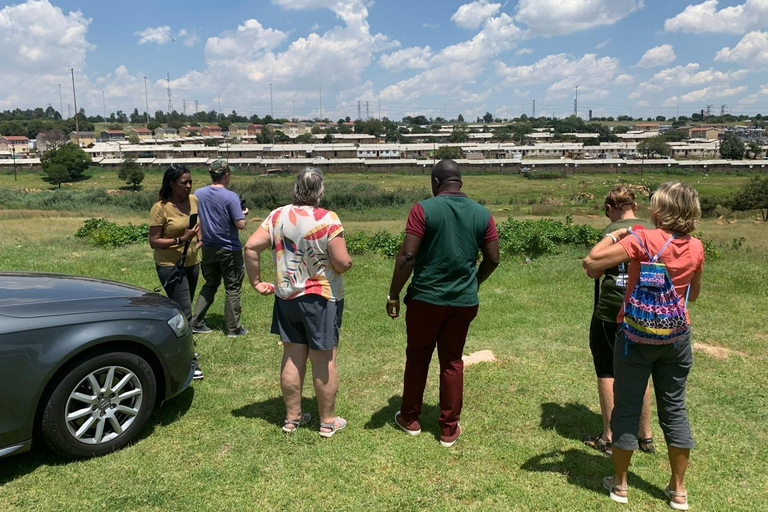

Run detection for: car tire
[[40, 351, 157, 458]]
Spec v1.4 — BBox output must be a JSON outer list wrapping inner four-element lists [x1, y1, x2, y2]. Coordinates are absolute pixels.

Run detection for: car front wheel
[[41, 351, 157, 458]]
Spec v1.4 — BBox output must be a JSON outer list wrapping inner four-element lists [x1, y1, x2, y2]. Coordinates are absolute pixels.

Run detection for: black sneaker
[[192, 324, 213, 334], [192, 354, 204, 380], [227, 327, 248, 338]]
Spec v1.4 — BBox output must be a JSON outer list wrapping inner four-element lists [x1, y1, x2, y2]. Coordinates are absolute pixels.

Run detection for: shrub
[[344, 231, 403, 258], [75, 218, 148, 248], [496, 216, 601, 258], [693, 231, 720, 260], [524, 170, 565, 180]]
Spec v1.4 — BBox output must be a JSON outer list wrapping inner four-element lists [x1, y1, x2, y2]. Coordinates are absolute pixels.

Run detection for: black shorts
[[589, 315, 618, 378], [271, 295, 344, 351]]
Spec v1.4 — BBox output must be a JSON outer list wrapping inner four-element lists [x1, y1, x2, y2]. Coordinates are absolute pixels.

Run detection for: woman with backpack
[[583, 182, 703, 510], [583, 186, 655, 457]]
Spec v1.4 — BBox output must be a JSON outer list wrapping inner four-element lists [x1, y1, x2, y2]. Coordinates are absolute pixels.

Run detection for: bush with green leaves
[[496, 216, 601, 257], [524, 170, 565, 180], [729, 174, 768, 221], [40, 142, 91, 184], [345, 231, 403, 258], [75, 218, 149, 248]]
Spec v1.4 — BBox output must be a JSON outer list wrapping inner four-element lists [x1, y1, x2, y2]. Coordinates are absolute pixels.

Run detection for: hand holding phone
[[189, 213, 198, 228]]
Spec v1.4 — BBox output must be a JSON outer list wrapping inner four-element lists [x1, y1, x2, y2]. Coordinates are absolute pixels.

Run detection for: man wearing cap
[[191, 159, 249, 337]]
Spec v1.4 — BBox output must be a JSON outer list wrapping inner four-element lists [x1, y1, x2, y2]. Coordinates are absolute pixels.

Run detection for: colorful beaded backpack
[[622, 231, 690, 345]]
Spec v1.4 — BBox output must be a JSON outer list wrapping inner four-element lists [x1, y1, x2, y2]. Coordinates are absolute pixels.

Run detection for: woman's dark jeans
[[156, 264, 200, 321]]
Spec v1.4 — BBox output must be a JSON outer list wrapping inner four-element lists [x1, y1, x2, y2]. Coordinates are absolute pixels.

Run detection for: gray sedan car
[[0, 272, 195, 459]]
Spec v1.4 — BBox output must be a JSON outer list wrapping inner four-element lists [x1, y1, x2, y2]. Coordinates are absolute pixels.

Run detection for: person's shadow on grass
[[521, 448, 666, 501], [365, 395, 442, 440], [539, 402, 603, 441], [232, 396, 316, 429], [0, 386, 195, 486]]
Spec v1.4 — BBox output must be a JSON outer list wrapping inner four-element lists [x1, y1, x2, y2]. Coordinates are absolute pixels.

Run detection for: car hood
[[0, 272, 176, 319]]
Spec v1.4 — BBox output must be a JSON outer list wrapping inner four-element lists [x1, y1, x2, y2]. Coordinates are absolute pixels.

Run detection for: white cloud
[[581, 89, 610, 100], [515, 47, 534, 55], [614, 73, 635, 85], [664, 0, 768, 34], [379, 46, 433, 72], [0, 0, 93, 110], [176, 29, 199, 47], [678, 85, 748, 102], [596, 39, 611, 49], [135, 25, 172, 45], [515, 0, 644, 36], [381, 13, 523, 104], [739, 85, 768, 104], [637, 44, 676, 67], [497, 53, 623, 96], [715, 30, 768, 67], [205, 19, 287, 63], [661, 97, 678, 108], [450, 0, 501, 29], [636, 100, 650, 107], [631, 63, 748, 97], [422, 22, 439, 29]]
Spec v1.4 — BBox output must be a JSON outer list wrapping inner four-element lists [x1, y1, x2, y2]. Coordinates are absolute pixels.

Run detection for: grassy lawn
[[0, 199, 766, 511]]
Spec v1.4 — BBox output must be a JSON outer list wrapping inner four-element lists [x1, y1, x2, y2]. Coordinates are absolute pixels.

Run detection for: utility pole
[[218, 96, 222, 121], [166, 73, 173, 114], [58, 84, 63, 118], [183, 99, 186, 116], [195, 100, 199, 115], [144, 76, 150, 125], [69, 68, 80, 146], [532, 99, 536, 119], [357, 101, 361, 121], [269, 83, 274, 117], [102, 90, 106, 119], [319, 88, 323, 120], [11, 145, 16, 181], [293, 100, 296, 122]]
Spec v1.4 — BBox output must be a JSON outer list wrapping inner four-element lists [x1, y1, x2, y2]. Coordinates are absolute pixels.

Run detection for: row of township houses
[[81, 139, 730, 165], [0, 135, 30, 156]]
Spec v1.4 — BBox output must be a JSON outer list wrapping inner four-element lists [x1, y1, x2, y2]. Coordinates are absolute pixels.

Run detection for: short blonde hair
[[604, 185, 637, 211], [293, 167, 324, 206], [650, 181, 701, 234]]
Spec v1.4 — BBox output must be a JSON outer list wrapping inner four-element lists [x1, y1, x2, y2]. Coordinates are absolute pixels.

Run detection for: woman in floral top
[[244, 168, 352, 437]]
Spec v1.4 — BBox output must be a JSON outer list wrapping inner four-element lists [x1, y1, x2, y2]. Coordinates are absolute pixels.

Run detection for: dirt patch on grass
[[693, 342, 746, 359], [462, 350, 497, 366]]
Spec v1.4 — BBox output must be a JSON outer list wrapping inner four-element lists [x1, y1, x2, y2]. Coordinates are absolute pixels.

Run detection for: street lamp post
[[11, 144, 17, 181], [144, 77, 150, 125]]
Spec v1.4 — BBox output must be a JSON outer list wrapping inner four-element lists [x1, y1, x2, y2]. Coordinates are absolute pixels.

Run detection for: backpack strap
[[650, 233, 677, 263], [628, 231, 652, 261]]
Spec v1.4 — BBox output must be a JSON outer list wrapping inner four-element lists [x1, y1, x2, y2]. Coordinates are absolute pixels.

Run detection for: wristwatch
[[387, 295, 399, 302]]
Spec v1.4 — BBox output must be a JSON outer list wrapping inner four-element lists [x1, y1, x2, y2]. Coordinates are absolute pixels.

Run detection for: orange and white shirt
[[261, 205, 345, 301]]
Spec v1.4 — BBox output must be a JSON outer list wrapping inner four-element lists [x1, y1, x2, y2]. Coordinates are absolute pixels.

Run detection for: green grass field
[[0, 172, 766, 511]]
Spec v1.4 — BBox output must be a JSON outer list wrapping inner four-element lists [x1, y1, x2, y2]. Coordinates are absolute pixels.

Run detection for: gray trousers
[[191, 245, 244, 334], [611, 330, 695, 451]]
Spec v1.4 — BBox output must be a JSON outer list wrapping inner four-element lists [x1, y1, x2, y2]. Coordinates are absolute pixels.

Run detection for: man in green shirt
[[386, 159, 499, 447]]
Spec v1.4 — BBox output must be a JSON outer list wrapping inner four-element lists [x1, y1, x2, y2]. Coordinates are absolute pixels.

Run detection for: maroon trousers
[[400, 299, 479, 439]]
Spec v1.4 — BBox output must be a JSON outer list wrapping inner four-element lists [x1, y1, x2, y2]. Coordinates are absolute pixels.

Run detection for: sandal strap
[[666, 487, 687, 498], [638, 437, 654, 443], [608, 476, 628, 491]]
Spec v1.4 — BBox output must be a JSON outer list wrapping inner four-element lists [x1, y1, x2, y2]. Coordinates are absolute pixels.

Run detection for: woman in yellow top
[[149, 164, 202, 378]]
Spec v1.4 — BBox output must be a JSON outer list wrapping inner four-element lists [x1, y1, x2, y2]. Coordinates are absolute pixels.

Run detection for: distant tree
[[127, 133, 140, 145], [115, 110, 128, 123], [448, 128, 468, 143], [130, 108, 141, 124], [664, 130, 687, 142], [274, 130, 291, 143], [147, 121, 161, 131], [364, 119, 384, 136], [117, 154, 144, 190], [612, 125, 630, 134], [311, 126, 322, 134], [583, 137, 601, 146], [492, 127, 512, 141], [482, 112, 493, 123], [747, 140, 763, 159], [40, 143, 91, 183], [457, 114, 465, 123], [295, 133, 314, 144], [203, 139, 219, 147], [323, 133, 334, 143], [44, 163, 70, 188], [636, 136, 672, 158], [655, 116, 666, 122], [434, 146, 462, 160], [730, 175, 768, 220], [38, 128, 68, 151], [719, 132, 745, 159]]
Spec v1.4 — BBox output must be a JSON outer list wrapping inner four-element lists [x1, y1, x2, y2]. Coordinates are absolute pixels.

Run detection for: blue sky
[[1, 0, 767, 121]]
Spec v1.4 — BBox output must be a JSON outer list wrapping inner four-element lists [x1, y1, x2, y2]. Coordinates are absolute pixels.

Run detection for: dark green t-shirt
[[594, 218, 652, 322], [406, 194, 492, 307]]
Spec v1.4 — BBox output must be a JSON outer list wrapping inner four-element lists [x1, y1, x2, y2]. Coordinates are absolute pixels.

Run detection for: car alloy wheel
[[41, 351, 157, 458], [64, 365, 143, 444]]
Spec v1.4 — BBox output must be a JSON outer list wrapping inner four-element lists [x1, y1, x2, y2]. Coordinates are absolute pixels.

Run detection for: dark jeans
[[192, 245, 244, 334], [400, 299, 479, 439], [156, 264, 199, 321], [611, 330, 695, 451]]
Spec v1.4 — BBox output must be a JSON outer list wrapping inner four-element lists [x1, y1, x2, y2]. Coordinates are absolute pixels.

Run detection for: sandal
[[638, 437, 656, 454], [282, 412, 311, 433], [319, 417, 347, 438], [664, 486, 689, 511], [603, 476, 628, 504], [583, 433, 612, 457]]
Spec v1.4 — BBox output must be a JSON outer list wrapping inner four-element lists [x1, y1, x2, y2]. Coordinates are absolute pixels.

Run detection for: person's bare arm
[[687, 270, 702, 302], [149, 225, 199, 249], [477, 239, 500, 286], [386, 233, 422, 318], [234, 218, 247, 230], [327, 233, 353, 274], [583, 229, 631, 275], [244, 226, 274, 295]]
